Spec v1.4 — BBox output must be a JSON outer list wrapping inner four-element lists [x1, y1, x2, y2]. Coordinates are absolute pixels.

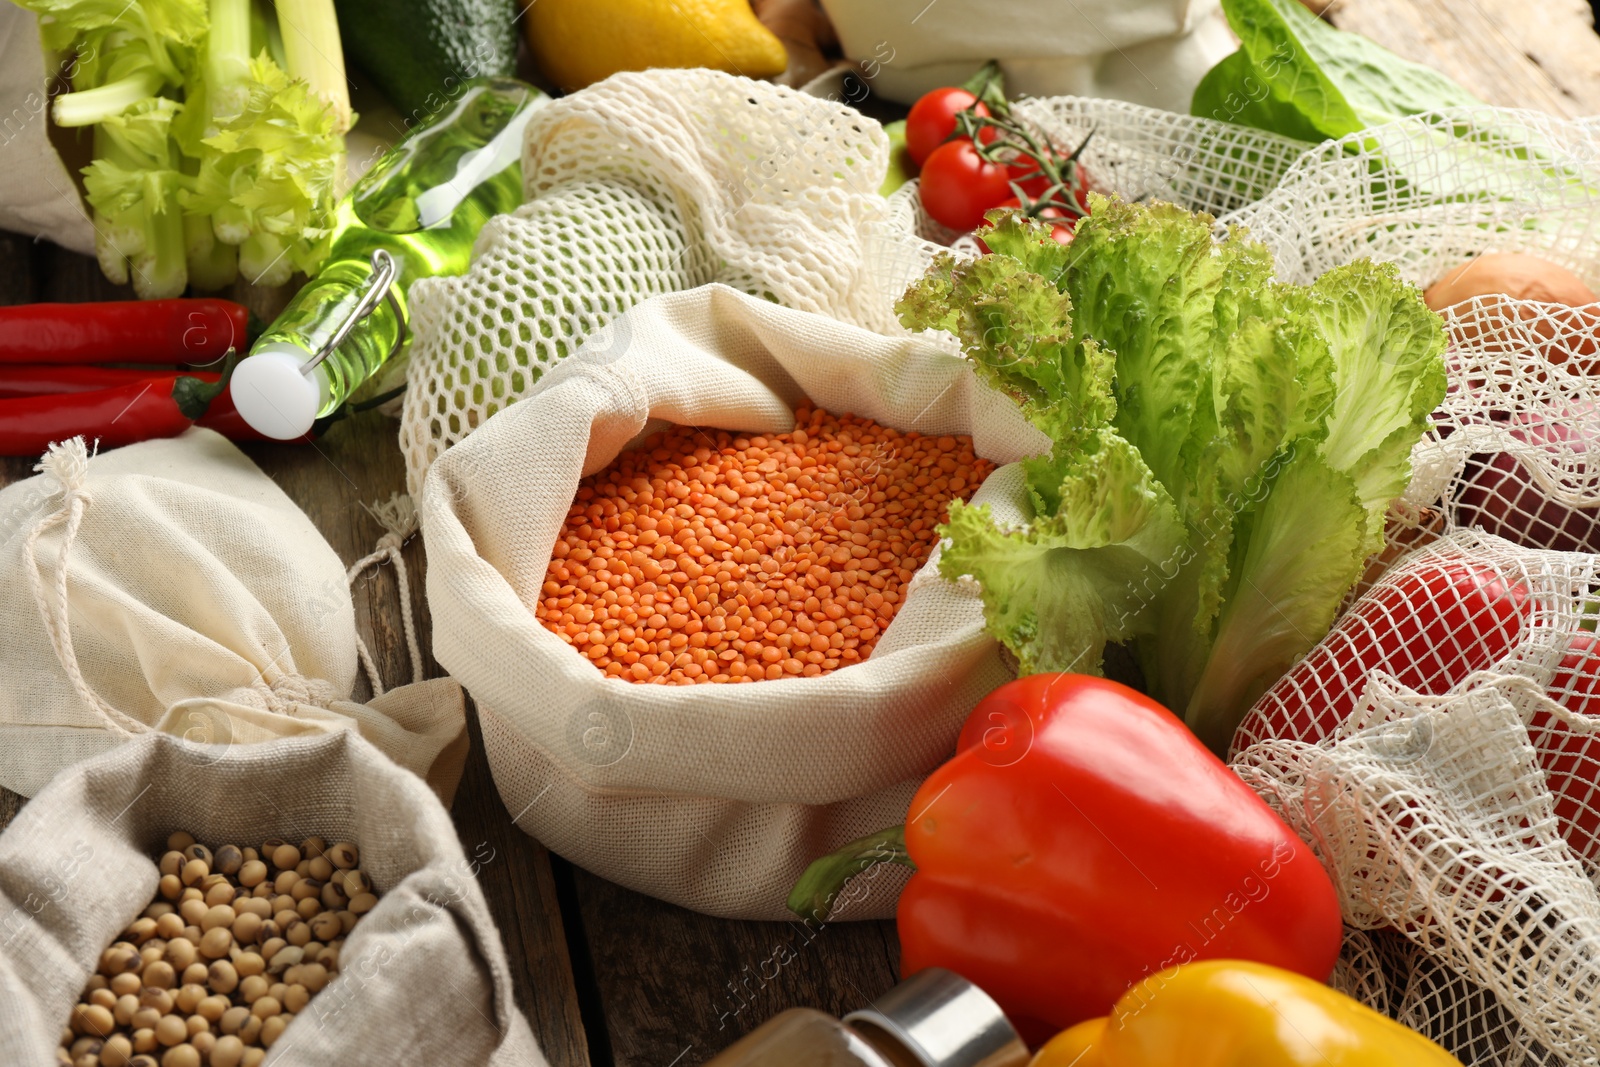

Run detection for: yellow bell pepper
[[1032, 960, 1462, 1067]]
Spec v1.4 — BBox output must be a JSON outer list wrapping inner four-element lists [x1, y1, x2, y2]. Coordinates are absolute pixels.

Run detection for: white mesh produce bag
[[0, 729, 541, 1066], [1237, 658, 1600, 1066], [1207, 106, 1600, 1064], [421, 283, 1048, 919], [398, 69, 1314, 495], [0, 432, 467, 800]]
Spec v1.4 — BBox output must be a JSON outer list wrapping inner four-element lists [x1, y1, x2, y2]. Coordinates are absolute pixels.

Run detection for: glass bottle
[[704, 968, 1030, 1067], [231, 77, 546, 439]]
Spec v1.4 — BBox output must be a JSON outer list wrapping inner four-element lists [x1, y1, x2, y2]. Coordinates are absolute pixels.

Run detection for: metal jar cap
[[843, 968, 1030, 1067]]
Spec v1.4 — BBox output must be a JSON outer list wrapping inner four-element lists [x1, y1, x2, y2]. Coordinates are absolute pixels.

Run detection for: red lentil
[[537, 402, 995, 684]]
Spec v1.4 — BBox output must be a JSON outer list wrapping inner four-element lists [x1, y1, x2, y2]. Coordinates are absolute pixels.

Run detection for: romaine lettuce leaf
[[1192, 0, 1482, 143]]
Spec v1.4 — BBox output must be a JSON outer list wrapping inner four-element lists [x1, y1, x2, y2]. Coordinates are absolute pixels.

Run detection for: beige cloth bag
[[0, 728, 543, 1066], [0, 430, 467, 799], [817, 0, 1236, 113], [421, 283, 1044, 919]]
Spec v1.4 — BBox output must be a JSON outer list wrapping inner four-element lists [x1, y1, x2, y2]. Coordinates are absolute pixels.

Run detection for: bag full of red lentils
[[0, 728, 542, 1066], [421, 283, 1046, 920], [0, 431, 468, 801]]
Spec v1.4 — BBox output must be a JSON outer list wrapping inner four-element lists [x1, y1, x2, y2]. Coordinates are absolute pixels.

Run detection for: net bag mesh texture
[[1226, 107, 1600, 1065], [398, 71, 1314, 495]]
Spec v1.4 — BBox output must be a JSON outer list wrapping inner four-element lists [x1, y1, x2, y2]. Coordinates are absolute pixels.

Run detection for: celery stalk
[[207, 0, 254, 124], [53, 71, 165, 127], [274, 0, 352, 133]]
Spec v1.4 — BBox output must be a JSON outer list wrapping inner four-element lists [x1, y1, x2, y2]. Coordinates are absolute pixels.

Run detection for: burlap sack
[[0, 430, 467, 799], [421, 283, 1044, 919], [0, 728, 542, 1066]]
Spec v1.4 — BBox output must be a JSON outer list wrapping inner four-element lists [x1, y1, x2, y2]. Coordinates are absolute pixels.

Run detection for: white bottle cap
[[231, 344, 332, 440]]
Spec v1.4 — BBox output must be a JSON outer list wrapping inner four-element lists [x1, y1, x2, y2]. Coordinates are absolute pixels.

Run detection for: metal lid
[[843, 969, 1029, 1067]]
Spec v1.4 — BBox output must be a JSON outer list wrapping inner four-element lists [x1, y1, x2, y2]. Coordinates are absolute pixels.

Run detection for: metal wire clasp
[[299, 248, 408, 377]]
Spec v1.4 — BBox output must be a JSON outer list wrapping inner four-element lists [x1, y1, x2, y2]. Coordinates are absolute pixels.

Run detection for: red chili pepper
[[0, 364, 169, 398], [0, 299, 250, 365], [0, 367, 276, 454], [0, 377, 196, 454], [790, 674, 1344, 1043]]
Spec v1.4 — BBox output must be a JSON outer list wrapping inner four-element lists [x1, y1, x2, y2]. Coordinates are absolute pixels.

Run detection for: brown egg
[[1426, 252, 1597, 309]]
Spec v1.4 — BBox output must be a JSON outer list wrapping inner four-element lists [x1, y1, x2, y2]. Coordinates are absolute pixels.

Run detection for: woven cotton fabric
[[0, 730, 541, 1066], [1225, 107, 1600, 1067], [0, 430, 467, 799]]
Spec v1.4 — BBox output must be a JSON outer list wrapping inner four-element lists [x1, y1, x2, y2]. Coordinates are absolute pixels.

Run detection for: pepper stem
[[786, 825, 914, 923], [171, 350, 240, 420]]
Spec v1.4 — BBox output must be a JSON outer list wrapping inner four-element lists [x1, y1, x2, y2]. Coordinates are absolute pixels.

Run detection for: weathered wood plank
[[569, 865, 902, 1066], [1323, 0, 1600, 118]]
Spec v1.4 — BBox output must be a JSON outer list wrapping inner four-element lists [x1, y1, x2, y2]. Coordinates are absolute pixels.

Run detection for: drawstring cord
[[23, 438, 145, 737], [347, 492, 424, 698], [24, 438, 424, 727]]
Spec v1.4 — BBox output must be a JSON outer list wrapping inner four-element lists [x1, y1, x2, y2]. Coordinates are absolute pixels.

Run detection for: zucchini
[[333, 0, 519, 118]]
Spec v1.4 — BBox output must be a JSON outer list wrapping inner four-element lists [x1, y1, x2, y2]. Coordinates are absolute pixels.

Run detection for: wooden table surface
[[3, 5, 1600, 1064]]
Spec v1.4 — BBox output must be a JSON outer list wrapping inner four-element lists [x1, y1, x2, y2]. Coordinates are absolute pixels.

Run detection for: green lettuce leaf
[[902, 198, 1446, 754], [1309, 259, 1448, 551], [939, 431, 1184, 676], [1181, 448, 1368, 751], [1192, 0, 1482, 142], [1064, 196, 1225, 493], [898, 226, 1115, 445]]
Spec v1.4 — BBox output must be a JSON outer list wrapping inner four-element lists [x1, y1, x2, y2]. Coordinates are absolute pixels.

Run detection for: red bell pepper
[[790, 674, 1344, 1041], [0, 298, 250, 365]]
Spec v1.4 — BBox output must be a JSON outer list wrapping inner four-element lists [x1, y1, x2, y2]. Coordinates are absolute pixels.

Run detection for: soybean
[[59, 832, 380, 1065]]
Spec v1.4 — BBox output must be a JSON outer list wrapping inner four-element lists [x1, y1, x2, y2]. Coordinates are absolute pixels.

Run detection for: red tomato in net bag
[[1455, 402, 1598, 554], [1229, 556, 1533, 758], [1531, 634, 1600, 862], [919, 140, 1014, 232], [906, 87, 991, 165]]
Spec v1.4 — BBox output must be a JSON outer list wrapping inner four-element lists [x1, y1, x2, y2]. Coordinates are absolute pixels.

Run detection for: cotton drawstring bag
[[421, 283, 1045, 919], [0, 430, 467, 799], [817, 0, 1235, 114], [0, 728, 542, 1066]]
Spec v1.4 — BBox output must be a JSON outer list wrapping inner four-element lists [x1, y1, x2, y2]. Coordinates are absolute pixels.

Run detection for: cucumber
[[333, 0, 519, 118]]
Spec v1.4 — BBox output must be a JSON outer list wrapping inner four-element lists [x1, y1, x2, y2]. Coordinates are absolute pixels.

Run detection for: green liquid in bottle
[[232, 78, 545, 439]]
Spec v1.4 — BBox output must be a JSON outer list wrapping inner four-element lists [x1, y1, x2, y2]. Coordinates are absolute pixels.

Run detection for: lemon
[[525, 0, 788, 92]]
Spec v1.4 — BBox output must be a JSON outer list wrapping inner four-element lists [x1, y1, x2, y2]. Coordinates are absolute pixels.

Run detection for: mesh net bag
[[397, 71, 1314, 494], [1223, 106, 1600, 1067]]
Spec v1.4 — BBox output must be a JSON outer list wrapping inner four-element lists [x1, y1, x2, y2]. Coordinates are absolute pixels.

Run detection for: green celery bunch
[[899, 198, 1446, 753], [17, 0, 349, 297]]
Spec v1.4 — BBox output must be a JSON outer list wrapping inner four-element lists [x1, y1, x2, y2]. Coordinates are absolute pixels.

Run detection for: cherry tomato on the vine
[[1007, 164, 1094, 216], [906, 87, 991, 165], [919, 140, 1013, 231]]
